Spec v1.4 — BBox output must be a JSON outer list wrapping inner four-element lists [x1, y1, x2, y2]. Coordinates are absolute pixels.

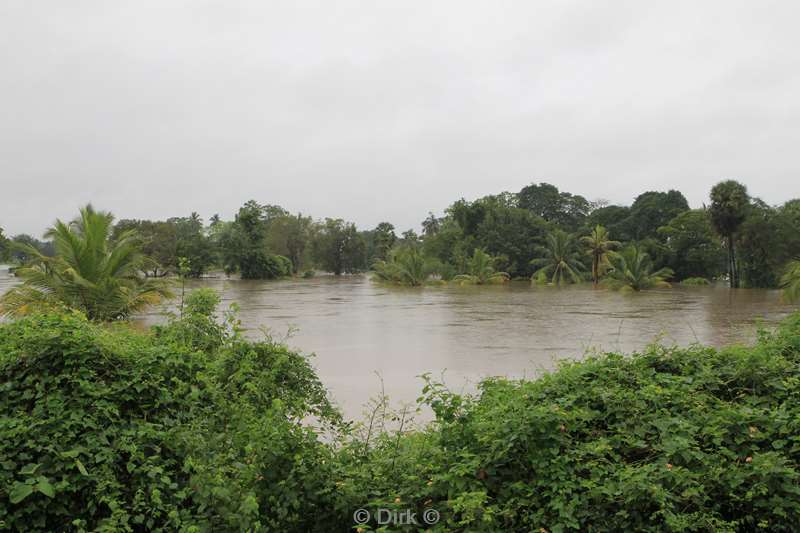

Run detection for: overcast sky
[[1, 1, 799, 237]]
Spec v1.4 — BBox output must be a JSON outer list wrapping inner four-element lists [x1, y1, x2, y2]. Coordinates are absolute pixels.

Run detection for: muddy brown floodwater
[[2, 268, 796, 419]]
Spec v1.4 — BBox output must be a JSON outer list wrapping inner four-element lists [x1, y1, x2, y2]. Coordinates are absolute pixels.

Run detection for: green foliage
[[625, 190, 690, 241], [368, 222, 397, 263], [311, 218, 366, 275], [531, 230, 585, 286], [710, 180, 750, 288], [340, 312, 800, 532], [0, 226, 9, 262], [240, 250, 292, 280], [604, 245, 674, 291], [171, 213, 214, 278], [580, 225, 620, 285], [737, 201, 799, 288], [781, 260, 800, 302], [0, 205, 173, 321], [0, 297, 342, 532], [584, 205, 633, 241], [658, 209, 725, 281], [113, 219, 177, 277], [518, 182, 591, 230], [452, 248, 510, 285], [7, 234, 54, 263], [431, 195, 548, 278], [264, 213, 313, 274], [681, 276, 711, 286], [372, 246, 435, 286]]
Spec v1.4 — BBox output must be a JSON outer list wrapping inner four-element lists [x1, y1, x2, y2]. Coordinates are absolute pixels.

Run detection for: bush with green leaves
[[338, 312, 800, 532], [239, 251, 293, 280], [4, 284, 800, 532], [681, 276, 711, 286], [0, 291, 341, 532]]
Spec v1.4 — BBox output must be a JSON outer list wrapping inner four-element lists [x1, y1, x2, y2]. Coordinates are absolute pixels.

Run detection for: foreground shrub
[[340, 312, 800, 532], [0, 296, 341, 532]]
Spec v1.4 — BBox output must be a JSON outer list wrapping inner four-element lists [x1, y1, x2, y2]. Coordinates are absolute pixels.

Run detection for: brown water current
[[1, 268, 796, 418]]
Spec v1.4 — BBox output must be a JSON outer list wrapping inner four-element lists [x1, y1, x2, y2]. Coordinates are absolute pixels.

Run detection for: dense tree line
[[414, 180, 799, 289], [2, 180, 799, 290]]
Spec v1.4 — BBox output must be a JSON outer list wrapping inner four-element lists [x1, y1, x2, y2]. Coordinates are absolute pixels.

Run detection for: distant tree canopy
[[3, 179, 797, 289], [709, 180, 750, 288], [517, 182, 591, 230], [658, 209, 725, 281], [312, 218, 366, 275]]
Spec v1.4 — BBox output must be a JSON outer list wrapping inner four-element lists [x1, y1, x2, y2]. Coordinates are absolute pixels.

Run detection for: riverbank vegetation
[[2, 178, 800, 297], [3, 295, 800, 531]]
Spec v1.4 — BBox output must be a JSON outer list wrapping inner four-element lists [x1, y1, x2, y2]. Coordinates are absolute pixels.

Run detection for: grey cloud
[[1, 0, 799, 236]]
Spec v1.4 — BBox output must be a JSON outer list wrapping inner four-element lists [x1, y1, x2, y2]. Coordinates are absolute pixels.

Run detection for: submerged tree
[[312, 218, 366, 275], [604, 245, 673, 291], [657, 209, 725, 282], [0, 205, 173, 320], [452, 248, 509, 285], [531, 230, 585, 286], [372, 246, 434, 286], [581, 225, 620, 286], [781, 260, 800, 302], [709, 180, 750, 288]]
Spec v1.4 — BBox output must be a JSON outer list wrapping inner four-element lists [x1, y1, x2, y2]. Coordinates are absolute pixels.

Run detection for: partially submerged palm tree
[[603, 245, 673, 292], [372, 246, 433, 286], [581, 225, 620, 286], [0, 205, 173, 321], [531, 230, 584, 286], [781, 259, 800, 302], [452, 249, 509, 285]]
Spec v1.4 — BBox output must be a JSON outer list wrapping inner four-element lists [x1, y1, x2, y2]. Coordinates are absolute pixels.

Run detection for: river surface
[[1, 268, 796, 419]]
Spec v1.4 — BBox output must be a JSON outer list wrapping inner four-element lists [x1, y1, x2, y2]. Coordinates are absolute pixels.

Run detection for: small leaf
[[36, 478, 55, 498], [75, 459, 88, 476], [19, 463, 39, 476], [9, 483, 34, 504]]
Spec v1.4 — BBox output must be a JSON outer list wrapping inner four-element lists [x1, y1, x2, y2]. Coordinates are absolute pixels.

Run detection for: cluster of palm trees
[[532, 225, 673, 291], [373, 248, 509, 287], [373, 224, 676, 292], [2, 207, 798, 323]]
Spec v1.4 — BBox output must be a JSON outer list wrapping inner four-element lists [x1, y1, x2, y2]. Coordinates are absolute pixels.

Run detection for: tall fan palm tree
[[604, 245, 673, 292], [452, 249, 509, 285], [0, 205, 173, 321], [580, 225, 621, 286], [531, 230, 585, 286], [781, 259, 800, 302]]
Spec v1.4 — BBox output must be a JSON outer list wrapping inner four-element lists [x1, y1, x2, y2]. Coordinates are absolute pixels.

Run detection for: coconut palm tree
[[0, 205, 173, 321], [781, 259, 800, 302], [452, 249, 509, 285], [580, 225, 620, 286], [531, 230, 585, 286], [372, 246, 433, 286], [603, 245, 673, 291]]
